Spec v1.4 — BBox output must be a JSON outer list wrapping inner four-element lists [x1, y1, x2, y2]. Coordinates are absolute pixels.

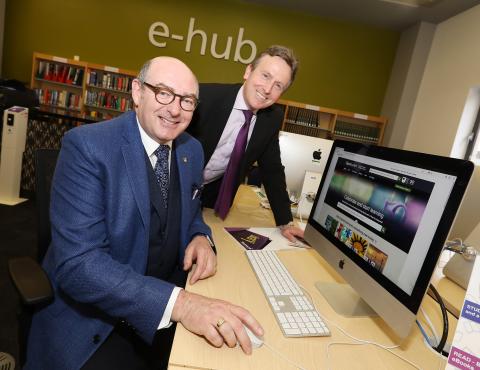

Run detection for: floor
[[0, 199, 37, 366]]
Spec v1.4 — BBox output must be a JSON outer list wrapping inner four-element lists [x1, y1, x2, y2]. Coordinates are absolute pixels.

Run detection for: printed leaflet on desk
[[225, 228, 271, 250], [224, 227, 308, 251]]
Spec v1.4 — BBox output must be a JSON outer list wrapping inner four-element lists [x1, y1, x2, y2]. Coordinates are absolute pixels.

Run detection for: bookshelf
[[277, 99, 387, 145], [31, 52, 136, 120], [84, 62, 136, 120], [31, 52, 87, 115]]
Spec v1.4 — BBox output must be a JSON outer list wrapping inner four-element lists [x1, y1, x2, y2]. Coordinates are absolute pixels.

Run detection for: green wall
[[2, 0, 399, 116]]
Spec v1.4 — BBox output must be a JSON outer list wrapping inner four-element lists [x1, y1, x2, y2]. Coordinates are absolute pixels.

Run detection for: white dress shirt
[[203, 85, 257, 184], [137, 116, 181, 330]]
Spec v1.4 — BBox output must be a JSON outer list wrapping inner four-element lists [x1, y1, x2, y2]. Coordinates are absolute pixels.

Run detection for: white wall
[[404, 4, 480, 238], [382, 22, 436, 149], [404, 5, 480, 156], [452, 167, 480, 239]]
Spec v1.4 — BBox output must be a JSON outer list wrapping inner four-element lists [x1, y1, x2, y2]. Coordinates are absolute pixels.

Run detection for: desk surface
[[169, 186, 457, 370]]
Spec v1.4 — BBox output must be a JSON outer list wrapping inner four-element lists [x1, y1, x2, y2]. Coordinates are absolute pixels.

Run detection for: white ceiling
[[245, 0, 480, 30]]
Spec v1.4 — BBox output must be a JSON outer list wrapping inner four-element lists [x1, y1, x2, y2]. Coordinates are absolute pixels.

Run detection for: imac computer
[[278, 131, 333, 217], [304, 140, 473, 339]]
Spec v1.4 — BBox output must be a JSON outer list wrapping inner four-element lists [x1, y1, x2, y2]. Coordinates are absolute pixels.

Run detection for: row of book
[[85, 91, 133, 112], [334, 121, 380, 142], [86, 70, 133, 92], [284, 122, 325, 139], [35, 88, 81, 110], [285, 106, 320, 127], [36, 61, 84, 86], [86, 110, 116, 121]]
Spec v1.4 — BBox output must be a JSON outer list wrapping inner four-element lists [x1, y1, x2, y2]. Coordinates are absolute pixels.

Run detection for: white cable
[[262, 341, 308, 370], [296, 192, 307, 224], [420, 306, 440, 346], [296, 192, 316, 224], [437, 238, 459, 268], [299, 284, 422, 370]]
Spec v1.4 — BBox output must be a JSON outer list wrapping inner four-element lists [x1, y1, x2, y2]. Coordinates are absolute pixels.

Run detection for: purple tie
[[215, 110, 254, 219]]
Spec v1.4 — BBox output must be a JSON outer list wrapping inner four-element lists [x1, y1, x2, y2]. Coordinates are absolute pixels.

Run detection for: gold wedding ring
[[216, 318, 225, 328]]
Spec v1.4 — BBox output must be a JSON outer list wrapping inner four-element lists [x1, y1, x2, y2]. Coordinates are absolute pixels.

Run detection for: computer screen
[[304, 140, 473, 339], [278, 131, 333, 201]]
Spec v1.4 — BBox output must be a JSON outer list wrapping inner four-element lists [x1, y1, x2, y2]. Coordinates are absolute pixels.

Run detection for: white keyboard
[[246, 249, 330, 337]]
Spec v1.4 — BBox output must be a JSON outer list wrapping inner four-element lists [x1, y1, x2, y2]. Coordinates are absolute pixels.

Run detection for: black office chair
[[8, 148, 59, 365]]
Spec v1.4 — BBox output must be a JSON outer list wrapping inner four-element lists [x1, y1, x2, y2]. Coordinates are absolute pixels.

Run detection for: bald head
[[137, 57, 199, 96], [132, 56, 199, 144]]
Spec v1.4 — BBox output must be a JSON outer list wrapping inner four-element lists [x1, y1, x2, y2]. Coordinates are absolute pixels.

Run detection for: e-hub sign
[[148, 17, 257, 64]]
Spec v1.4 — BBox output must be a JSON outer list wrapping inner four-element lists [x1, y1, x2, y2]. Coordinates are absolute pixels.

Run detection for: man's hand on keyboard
[[171, 290, 264, 355]]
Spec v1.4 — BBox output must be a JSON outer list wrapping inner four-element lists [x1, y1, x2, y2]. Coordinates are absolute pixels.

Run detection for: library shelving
[[276, 99, 387, 145], [31, 52, 87, 115], [31, 52, 387, 141], [84, 62, 136, 120], [30, 52, 136, 120]]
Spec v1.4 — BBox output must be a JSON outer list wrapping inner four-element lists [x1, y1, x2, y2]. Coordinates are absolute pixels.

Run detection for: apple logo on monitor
[[312, 149, 322, 162]]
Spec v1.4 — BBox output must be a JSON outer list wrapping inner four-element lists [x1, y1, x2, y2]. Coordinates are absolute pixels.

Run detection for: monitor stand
[[315, 281, 378, 317]]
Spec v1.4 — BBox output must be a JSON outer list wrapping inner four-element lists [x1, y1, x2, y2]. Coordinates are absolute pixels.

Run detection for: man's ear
[[131, 79, 142, 106], [243, 64, 253, 80]]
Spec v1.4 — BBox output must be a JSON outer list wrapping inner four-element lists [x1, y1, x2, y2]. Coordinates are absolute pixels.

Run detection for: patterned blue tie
[[153, 144, 170, 208]]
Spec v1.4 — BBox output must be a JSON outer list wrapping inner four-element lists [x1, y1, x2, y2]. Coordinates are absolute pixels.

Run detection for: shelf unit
[[276, 99, 387, 145], [31, 52, 87, 115], [30, 52, 136, 121], [30, 53, 387, 142], [84, 62, 136, 121]]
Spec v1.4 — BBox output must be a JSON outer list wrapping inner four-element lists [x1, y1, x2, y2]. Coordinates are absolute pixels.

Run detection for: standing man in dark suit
[[26, 56, 263, 370], [188, 45, 304, 241]]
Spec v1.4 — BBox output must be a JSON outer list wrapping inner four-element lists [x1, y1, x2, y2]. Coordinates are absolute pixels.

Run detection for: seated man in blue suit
[[26, 56, 263, 370]]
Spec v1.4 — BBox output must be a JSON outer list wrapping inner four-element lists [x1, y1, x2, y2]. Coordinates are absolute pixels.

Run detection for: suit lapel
[[203, 86, 239, 164], [121, 113, 150, 228], [244, 107, 277, 167], [173, 135, 192, 249]]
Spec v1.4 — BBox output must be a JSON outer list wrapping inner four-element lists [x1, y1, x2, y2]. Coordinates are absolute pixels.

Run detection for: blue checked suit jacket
[[25, 111, 211, 370]]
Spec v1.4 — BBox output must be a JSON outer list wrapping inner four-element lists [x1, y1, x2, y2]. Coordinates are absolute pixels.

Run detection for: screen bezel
[[307, 140, 474, 314]]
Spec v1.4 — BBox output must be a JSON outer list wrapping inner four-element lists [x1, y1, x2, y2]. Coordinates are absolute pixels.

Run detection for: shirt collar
[[136, 115, 172, 157], [234, 85, 256, 115]]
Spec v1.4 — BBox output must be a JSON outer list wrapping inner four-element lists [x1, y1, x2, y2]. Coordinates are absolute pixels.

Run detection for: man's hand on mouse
[[171, 290, 264, 354]]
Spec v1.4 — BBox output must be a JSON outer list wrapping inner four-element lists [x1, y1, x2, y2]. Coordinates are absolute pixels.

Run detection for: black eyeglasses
[[141, 81, 199, 112]]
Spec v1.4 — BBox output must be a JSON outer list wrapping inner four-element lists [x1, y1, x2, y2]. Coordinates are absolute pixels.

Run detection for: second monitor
[[278, 131, 333, 202]]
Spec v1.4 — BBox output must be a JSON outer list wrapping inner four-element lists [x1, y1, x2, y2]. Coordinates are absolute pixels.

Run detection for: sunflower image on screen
[[348, 233, 369, 257]]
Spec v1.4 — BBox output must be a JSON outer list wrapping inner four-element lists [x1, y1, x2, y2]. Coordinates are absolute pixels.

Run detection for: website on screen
[[313, 147, 456, 294]]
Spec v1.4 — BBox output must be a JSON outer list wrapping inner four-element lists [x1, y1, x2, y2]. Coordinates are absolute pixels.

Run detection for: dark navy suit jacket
[[188, 83, 292, 225], [26, 111, 211, 370]]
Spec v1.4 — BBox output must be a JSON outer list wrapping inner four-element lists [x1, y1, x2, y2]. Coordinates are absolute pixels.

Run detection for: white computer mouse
[[243, 325, 264, 348]]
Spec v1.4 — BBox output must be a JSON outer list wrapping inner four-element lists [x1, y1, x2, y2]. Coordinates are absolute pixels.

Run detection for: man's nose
[[167, 96, 182, 116], [264, 81, 274, 94]]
